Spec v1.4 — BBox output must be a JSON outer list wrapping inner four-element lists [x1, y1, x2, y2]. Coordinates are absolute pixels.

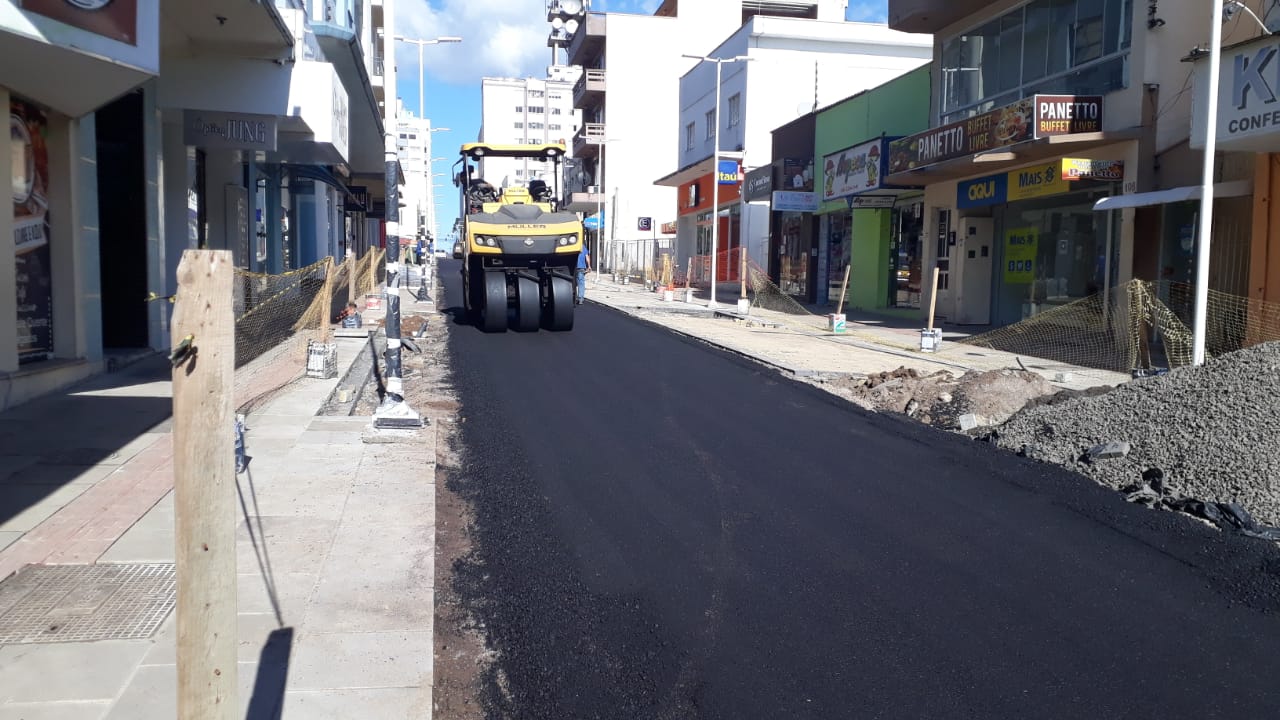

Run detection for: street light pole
[[683, 54, 752, 308], [1192, 0, 1224, 365], [395, 35, 462, 120]]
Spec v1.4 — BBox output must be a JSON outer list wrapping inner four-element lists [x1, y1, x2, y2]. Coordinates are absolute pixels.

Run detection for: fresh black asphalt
[[437, 260, 1280, 719]]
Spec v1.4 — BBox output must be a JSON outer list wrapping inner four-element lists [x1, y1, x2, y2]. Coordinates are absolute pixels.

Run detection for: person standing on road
[[577, 241, 591, 305]]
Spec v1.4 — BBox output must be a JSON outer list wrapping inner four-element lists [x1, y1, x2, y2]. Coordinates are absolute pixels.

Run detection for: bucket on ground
[[306, 340, 338, 379], [919, 328, 942, 353], [827, 313, 846, 333], [662, 289, 675, 302]]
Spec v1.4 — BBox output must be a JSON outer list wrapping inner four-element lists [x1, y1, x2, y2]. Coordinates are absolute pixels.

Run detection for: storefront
[[0, 0, 159, 406], [812, 65, 931, 309], [769, 111, 820, 303], [886, 93, 1142, 327], [671, 162, 743, 286]]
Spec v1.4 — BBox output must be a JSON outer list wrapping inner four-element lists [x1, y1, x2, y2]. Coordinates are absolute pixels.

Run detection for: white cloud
[[395, 0, 551, 85]]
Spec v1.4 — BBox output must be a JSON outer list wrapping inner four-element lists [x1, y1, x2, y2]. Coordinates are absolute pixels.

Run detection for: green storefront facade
[[814, 64, 930, 311]]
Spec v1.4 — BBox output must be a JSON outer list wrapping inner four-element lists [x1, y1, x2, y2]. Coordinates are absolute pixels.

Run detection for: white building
[[398, 104, 433, 241], [559, 0, 851, 275], [479, 69, 582, 189], [658, 17, 932, 277]]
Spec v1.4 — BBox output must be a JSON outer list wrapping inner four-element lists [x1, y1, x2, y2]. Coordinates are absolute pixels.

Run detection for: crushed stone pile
[[992, 341, 1280, 527]]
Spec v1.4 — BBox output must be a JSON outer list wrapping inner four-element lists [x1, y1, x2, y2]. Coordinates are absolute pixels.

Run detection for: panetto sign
[[889, 95, 1104, 174]]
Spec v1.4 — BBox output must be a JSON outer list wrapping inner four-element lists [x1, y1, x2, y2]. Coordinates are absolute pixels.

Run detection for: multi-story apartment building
[[658, 16, 931, 288], [881, 0, 1274, 330], [398, 104, 434, 241], [558, 0, 851, 274], [0, 0, 392, 409], [479, 69, 583, 189]]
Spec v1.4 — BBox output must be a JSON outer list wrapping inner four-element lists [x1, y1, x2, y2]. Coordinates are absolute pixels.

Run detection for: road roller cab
[[455, 143, 583, 332]]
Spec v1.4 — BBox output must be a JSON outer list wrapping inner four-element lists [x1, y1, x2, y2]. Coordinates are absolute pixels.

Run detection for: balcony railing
[[573, 68, 606, 108]]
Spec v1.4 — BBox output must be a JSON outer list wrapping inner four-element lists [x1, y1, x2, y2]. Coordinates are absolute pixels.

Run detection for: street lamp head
[[436, 36, 463, 43], [429, 127, 451, 133]]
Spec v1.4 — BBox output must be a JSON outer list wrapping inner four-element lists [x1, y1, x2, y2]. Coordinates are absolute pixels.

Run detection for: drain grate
[[0, 563, 175, 644]]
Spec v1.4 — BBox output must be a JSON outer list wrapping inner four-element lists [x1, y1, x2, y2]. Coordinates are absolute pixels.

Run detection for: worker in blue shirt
[[576, 241, 591, 305]]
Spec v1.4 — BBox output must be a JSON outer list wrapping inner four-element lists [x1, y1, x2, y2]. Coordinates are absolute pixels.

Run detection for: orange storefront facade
[[677, 170, 744, 283]]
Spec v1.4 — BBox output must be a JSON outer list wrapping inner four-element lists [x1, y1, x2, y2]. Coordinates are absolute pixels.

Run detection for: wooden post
[[317, 257, 334, 343], [740, 247, 748, 299], [927, 266, 941, 331], [367, 248, 377, 295], [685, 258, 693, 289], [172, 249, 238, 720], [347, 255, 356, 306], [835, 263, 851, 315]]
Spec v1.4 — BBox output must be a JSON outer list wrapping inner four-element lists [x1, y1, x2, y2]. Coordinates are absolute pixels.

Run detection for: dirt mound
[[993, 341, 1280, 526], [831, 367, 1060, 430]]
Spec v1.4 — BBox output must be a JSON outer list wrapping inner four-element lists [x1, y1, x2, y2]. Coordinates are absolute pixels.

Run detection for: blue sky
[[394, 0, 889, 237]]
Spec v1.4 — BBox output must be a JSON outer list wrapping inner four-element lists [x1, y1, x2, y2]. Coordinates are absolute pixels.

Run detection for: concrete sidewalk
[[0, 327, 438, 718], [585, 273, 1129, 391]]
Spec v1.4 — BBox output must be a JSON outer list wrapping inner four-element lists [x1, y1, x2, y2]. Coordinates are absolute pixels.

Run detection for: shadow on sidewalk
[[245, 626, 294, 720], [0, 354, 172, 528]]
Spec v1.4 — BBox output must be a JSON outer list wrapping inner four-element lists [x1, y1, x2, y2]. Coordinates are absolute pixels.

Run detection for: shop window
[[940, 0, 1132, 123]]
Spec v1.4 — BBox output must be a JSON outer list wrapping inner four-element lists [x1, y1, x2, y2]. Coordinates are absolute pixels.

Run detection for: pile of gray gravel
[[993, 341, 1280, 526]]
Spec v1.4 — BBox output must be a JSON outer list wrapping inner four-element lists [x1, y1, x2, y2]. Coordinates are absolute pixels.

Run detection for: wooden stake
[[317, 256, 334, 343], [686, 258, 693, 289], [835, 263, 851, 315], [346, 255, 356, 305], [927, 266, 941, 331], [172, 249, 237, 720]]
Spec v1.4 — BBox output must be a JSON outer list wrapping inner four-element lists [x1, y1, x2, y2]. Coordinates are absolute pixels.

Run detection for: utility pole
[[375, 0, 423, 429]]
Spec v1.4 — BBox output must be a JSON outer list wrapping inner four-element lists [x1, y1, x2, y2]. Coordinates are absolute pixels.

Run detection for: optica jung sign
[[183, 111, 279, 152]]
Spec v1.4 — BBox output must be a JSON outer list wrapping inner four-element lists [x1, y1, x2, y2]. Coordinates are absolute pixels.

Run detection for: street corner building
[[0, 0, 396, 411]]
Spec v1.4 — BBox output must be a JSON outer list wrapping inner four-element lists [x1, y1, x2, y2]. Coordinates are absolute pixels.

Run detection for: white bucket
[[919, 328, 942, 353], [684, 288, 694, 303], [662, 289, 674, 302], [737, 298, 750, 314], [827, 313, 846, 333]]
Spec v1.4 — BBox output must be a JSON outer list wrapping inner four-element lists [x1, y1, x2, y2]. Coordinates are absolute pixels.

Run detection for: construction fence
[[717, 248, 1280, 374], [232, 247, 386, 412]]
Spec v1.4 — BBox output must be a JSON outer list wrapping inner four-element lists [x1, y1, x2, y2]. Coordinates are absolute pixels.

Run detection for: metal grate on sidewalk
[[0, 563, 175, 644]]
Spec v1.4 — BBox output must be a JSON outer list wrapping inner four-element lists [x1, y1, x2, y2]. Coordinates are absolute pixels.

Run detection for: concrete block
[[1087, 441, 1131, 461]]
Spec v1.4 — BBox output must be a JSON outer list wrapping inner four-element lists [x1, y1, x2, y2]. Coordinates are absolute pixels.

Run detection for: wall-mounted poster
[[11, 98, 54, 363]]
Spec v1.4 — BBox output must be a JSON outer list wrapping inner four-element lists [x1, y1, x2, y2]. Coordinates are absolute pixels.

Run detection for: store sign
[[11, 99, 54, 363], [660, 221, 677, 234], [772, 190, 818, 213], [822, 138, 891, 200], [22, 0, 138, 45], [347, 185, 369, 212], [1033, 95, 1103, 137], [1004, 227, 1039, 284], [638, 217, 652, 231], [890, 95, 1105, 174], [183, 111, 278, 152], [1006, 162, 1066, 202], [332, 84, 349, 160], [1192, 35, 1280, 151], [847, 195, 896, 209], [717, 159, 741, 185], [744, 165, 773, 201], [889, 98, 1033, 173], [957, 173, 1009, 209], [1061, 158, 1124, 181]]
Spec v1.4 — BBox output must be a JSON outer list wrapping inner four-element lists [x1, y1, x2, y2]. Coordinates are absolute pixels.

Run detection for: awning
[[654, 152, 745, 187], [1092, 180, 1253, 211]]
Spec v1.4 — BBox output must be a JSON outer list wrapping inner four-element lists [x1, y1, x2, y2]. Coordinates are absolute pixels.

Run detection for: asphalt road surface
[[438, 260, 1280, 719]]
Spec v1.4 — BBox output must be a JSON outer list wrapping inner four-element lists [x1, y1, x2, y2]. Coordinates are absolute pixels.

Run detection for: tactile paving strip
[[0, 563, 175, 644]]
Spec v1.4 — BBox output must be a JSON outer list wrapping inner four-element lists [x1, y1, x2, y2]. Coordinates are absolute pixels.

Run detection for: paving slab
[[0, 640, 149, 703], [287, 630, 433, 691], [282, 687, 431, 718], [0, 702, 112, 720]]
